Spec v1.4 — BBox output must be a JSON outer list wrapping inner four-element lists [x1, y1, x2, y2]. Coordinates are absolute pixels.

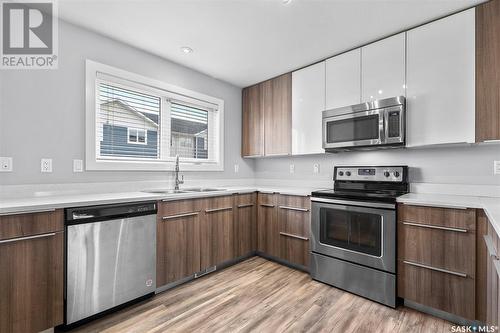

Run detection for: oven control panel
[[335, 166, 405, 182]]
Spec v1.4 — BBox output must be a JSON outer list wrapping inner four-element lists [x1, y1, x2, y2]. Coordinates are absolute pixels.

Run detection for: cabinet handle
[[0, 232, 56, 244], [259, 204, 275, 208], [0, 208, 56, 216], [402, 221, 468, 233], [237, 204, 254, 208], [279, 232, 309, 241], [279, 206, 309, 212], [162, 212, 199, 220], [484, 235, 499, 259], [205, 207, 233, 213], [403, 260, 467, 278]]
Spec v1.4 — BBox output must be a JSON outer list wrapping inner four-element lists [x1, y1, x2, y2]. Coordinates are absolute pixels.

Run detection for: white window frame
[[127, 128, 147, 145], [85, 60, 224, 171]]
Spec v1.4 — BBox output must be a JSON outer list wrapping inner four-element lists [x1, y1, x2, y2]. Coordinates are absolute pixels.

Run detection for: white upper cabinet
[[292, 62, 326, 155], [406, 9, 475, 147], [325, 49, 361, 110], [361, 33, 406, 101]]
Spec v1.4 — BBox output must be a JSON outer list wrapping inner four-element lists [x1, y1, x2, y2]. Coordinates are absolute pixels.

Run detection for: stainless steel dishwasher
[[64, 201, 157, 326]]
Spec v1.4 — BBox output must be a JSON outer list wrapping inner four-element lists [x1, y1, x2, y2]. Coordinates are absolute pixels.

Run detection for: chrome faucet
[[174, 155, 184, 190]]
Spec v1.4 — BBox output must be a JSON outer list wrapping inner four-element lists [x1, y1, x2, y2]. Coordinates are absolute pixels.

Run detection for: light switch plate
[[234, 164, 239, 173], [495, 161, 500, 175], [313, 163, 320, 174], [73, 159, 83, 173], [0, 157, 12, 172], [41, 158, 52, 173], [289, 164, 295, 174]]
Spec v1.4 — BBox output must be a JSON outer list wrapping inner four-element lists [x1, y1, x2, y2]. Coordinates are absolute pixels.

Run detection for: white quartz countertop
[[0, 186, 316, 215], [397, 193, 500, 236]]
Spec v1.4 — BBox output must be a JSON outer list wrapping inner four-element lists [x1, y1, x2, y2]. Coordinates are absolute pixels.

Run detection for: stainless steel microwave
[[322, 96, 405, 152]]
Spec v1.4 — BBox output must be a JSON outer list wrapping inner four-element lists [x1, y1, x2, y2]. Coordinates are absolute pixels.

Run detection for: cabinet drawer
[[235, 193, 256, 207], [398, 221, 475, 277], [278, 194, 310, 211], [399, 204, 476, 231], [158, 199, 202, 218], [0, 210, 63, 241], [398, 259, 475, 320], [258, 193, 277, 207]]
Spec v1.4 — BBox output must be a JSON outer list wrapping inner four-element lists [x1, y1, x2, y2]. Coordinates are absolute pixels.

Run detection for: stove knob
[[345, 171, 351, 176], [338, 171, 344, 176], [393, 171, 400, 177], [384, 171, 390, 177]]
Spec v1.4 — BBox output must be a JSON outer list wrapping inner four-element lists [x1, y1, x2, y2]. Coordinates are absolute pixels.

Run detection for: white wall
[[0, 20, 254, 185], [254, 144, 500, 186]]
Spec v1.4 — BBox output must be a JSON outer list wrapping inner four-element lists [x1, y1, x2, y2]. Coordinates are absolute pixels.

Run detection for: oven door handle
[[311, 197, 395, 210]]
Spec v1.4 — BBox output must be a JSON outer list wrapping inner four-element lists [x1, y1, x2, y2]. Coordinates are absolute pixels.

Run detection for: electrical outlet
[[41, 158, 52, 173], [234, 164, 239, 173], [313, 163, 320, 174], [73, 159, 83, 173], [0, 157, 12, 172], [289, 164, 295, 174], [495, 161, 500, 175]]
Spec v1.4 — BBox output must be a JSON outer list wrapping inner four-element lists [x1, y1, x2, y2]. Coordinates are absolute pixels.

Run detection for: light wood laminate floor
[[67, 256, 451, 333]]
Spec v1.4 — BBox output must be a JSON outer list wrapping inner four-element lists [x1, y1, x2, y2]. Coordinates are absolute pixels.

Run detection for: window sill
[[86, 159, 224, 172]]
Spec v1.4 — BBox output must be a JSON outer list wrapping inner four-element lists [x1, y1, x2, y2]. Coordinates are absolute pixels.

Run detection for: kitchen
[[0, 0, 499, 332]]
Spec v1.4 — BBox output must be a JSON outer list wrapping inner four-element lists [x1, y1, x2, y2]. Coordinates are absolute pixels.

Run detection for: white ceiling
[[58, 0, 483, 87]]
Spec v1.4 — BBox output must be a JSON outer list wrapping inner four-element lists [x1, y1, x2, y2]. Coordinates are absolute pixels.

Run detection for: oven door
[[311, 198, 396, 273], [322, 109, 384, 149]]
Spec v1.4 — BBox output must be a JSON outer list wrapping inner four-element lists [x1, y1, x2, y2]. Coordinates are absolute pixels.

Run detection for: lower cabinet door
[[0, 232, 64, 333], [398, 260, 475, 320], [157, 201, 201, 286], [278, 196, 311, 268], [201, 196, 235, 269], [257, 194, 279, 257], [234, 193, 257, 257]]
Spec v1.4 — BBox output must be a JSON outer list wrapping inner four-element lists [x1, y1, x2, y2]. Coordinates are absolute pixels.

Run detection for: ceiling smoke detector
[[181, 46, 193, 54]]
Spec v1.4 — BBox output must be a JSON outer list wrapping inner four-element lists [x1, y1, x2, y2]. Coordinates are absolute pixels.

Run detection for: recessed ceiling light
[[282, 0, 292, 4], [181, 46, 193, 54]]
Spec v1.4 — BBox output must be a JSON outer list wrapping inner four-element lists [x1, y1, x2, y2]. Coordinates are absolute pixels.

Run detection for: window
[[127, 128, 147, 145], [86, 60, 224, 171]]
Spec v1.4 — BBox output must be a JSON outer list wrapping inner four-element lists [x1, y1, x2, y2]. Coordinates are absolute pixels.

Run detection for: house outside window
[[127, 128, 147, 145], [85, 60, 224, 171]]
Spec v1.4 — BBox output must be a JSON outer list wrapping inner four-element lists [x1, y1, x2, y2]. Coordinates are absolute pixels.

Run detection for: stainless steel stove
[[310, 166, 409, 307]]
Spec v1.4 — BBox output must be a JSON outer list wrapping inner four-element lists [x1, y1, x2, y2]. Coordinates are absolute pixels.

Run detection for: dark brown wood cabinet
[[201, 196, 235, 269], [476, 0, 500, 142], [263, 73, 292, 156], [242, 84, 264, 157], [397, 204, 477, 320], [257, 193, 280, 257], [278, 195, 310, 269], [0, 210, 64, 333], [157, 199, 202, 286], [477, 209, 500, 326], [241, 74, 292, 157], [234, 193, 257, 257]]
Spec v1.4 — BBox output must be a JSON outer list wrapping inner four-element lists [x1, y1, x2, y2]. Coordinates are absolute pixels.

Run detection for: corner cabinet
[[476, 0, 500, 143], [292, 62, 326, 155], [406, 9, 476, 147], [0, 210, 64, 333], [242, 84, 264, 157], [241, 74, 292, 157]]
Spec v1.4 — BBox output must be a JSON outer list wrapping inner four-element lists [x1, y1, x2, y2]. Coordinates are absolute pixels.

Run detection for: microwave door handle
[[379, 111, 386, 143]]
